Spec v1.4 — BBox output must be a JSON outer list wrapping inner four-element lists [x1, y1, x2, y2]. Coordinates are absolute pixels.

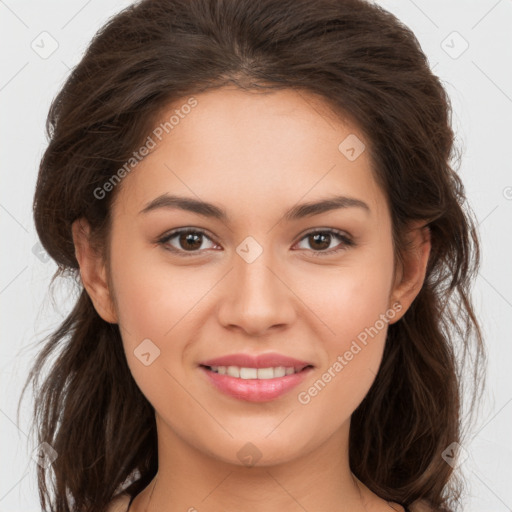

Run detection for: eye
[[157, 227, 355, 257], [157, 228, 219, 256], [294, 229, 354, 256]]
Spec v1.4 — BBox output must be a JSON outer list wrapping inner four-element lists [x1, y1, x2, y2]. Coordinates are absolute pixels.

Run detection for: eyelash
[[156, 227, 355, 257]]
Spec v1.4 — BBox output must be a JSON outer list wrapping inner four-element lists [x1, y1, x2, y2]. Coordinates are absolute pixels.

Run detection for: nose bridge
[[218, 238, 294, 334]]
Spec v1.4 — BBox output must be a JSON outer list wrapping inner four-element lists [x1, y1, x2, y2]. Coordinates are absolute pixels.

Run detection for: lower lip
[[200, 366, 313, 402]]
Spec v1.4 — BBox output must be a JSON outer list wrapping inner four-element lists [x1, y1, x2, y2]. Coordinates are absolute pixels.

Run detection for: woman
[[20, 0, 486, 511]]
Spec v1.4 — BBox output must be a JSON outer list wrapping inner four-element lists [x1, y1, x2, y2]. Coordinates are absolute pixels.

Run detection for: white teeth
[[240, 367, 258, 379], [209, 365, 304, 379], [227, 366, 240, 378], [257, 367, 274, 379], [273, 366, 286, 378]]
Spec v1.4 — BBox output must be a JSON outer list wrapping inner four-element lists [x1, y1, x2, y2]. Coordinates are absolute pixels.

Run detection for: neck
[[131, 414, 378, 512]]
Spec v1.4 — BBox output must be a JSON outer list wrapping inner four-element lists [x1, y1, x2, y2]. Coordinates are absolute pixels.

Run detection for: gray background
[[1, 0, 511, 510]]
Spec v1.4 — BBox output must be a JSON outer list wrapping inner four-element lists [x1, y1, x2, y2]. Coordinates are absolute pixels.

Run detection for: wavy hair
[[19, 0, 486, 511]]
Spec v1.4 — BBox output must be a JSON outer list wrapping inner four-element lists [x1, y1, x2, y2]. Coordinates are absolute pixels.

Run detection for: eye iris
[[180, 232, 203, 251], [310, 233, 331, 250]]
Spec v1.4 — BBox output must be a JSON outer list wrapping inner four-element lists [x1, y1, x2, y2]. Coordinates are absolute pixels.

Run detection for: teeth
[[208, 365, 304, 379], [227, 366, 240, 378], [257, 367, 274, 379], [240, 367, 258, 379]]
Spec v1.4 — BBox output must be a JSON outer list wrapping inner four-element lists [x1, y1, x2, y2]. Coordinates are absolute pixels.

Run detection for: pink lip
[[199, 352, 314, 402], [200, 352, 312, 369], [200, 366, 313, 402]]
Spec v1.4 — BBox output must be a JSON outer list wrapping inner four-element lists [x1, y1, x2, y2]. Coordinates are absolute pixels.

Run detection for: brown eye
[[158, 229, 218, 255], [178, 232, 204, 251], [157, 227, 354, 257], [295, 229, 354, 255], [308, 232, 332, 251]]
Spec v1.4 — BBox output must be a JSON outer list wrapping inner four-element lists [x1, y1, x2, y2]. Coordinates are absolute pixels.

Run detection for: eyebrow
[[139, 193, 370, 221]]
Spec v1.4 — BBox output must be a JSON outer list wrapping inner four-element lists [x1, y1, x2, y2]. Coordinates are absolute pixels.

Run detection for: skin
[[72, 87, 431, 512]]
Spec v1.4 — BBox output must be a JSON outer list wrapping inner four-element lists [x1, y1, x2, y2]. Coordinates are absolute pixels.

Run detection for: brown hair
[[19, 0, 486, 511]]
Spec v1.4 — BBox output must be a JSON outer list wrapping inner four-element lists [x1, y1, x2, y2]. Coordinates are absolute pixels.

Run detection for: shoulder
[[408, 499, 436, 512], [106, 492, 131, 512]]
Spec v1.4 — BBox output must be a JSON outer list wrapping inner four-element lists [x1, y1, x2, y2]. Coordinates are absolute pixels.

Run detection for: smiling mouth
[[200, 364, 313, 379], [199, 363, 314, 402]]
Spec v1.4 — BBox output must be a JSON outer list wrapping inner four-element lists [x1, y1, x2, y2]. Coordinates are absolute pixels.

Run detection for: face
[[74, 86, 428, 467]]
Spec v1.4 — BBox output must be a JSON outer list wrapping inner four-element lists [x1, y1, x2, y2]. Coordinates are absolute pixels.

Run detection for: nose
[[217, 249, 296, 337]]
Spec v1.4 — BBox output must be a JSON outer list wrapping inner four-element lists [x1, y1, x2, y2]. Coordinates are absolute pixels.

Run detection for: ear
[[71, 217, 118, 324], [388, 220, 431, 324]]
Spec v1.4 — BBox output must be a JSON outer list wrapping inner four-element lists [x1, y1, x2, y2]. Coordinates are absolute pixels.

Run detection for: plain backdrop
[[1, 1, 511, 510]]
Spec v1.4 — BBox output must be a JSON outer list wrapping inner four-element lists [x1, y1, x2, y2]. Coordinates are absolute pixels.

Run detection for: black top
[[126, 494, 412, 512]]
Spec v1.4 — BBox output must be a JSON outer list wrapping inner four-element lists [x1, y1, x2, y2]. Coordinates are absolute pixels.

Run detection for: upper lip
[[200, 352, 313, 370]]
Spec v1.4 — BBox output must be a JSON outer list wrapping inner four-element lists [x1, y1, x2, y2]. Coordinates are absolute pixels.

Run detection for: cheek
[[293, 275, 391, 434], [295, 253, 394, 349], [112, 268, 192, 412], [292, 245, 394, 407], [113, 270, 173, 341], [107, 241, 187, 379], [109, 232, 191, 339]]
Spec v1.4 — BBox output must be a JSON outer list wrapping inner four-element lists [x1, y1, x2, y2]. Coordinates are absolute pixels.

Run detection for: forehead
[[110, 87, 388, 225]]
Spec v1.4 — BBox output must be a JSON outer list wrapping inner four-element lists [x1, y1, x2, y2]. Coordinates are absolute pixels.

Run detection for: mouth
[[199, 363, 314, 402]]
